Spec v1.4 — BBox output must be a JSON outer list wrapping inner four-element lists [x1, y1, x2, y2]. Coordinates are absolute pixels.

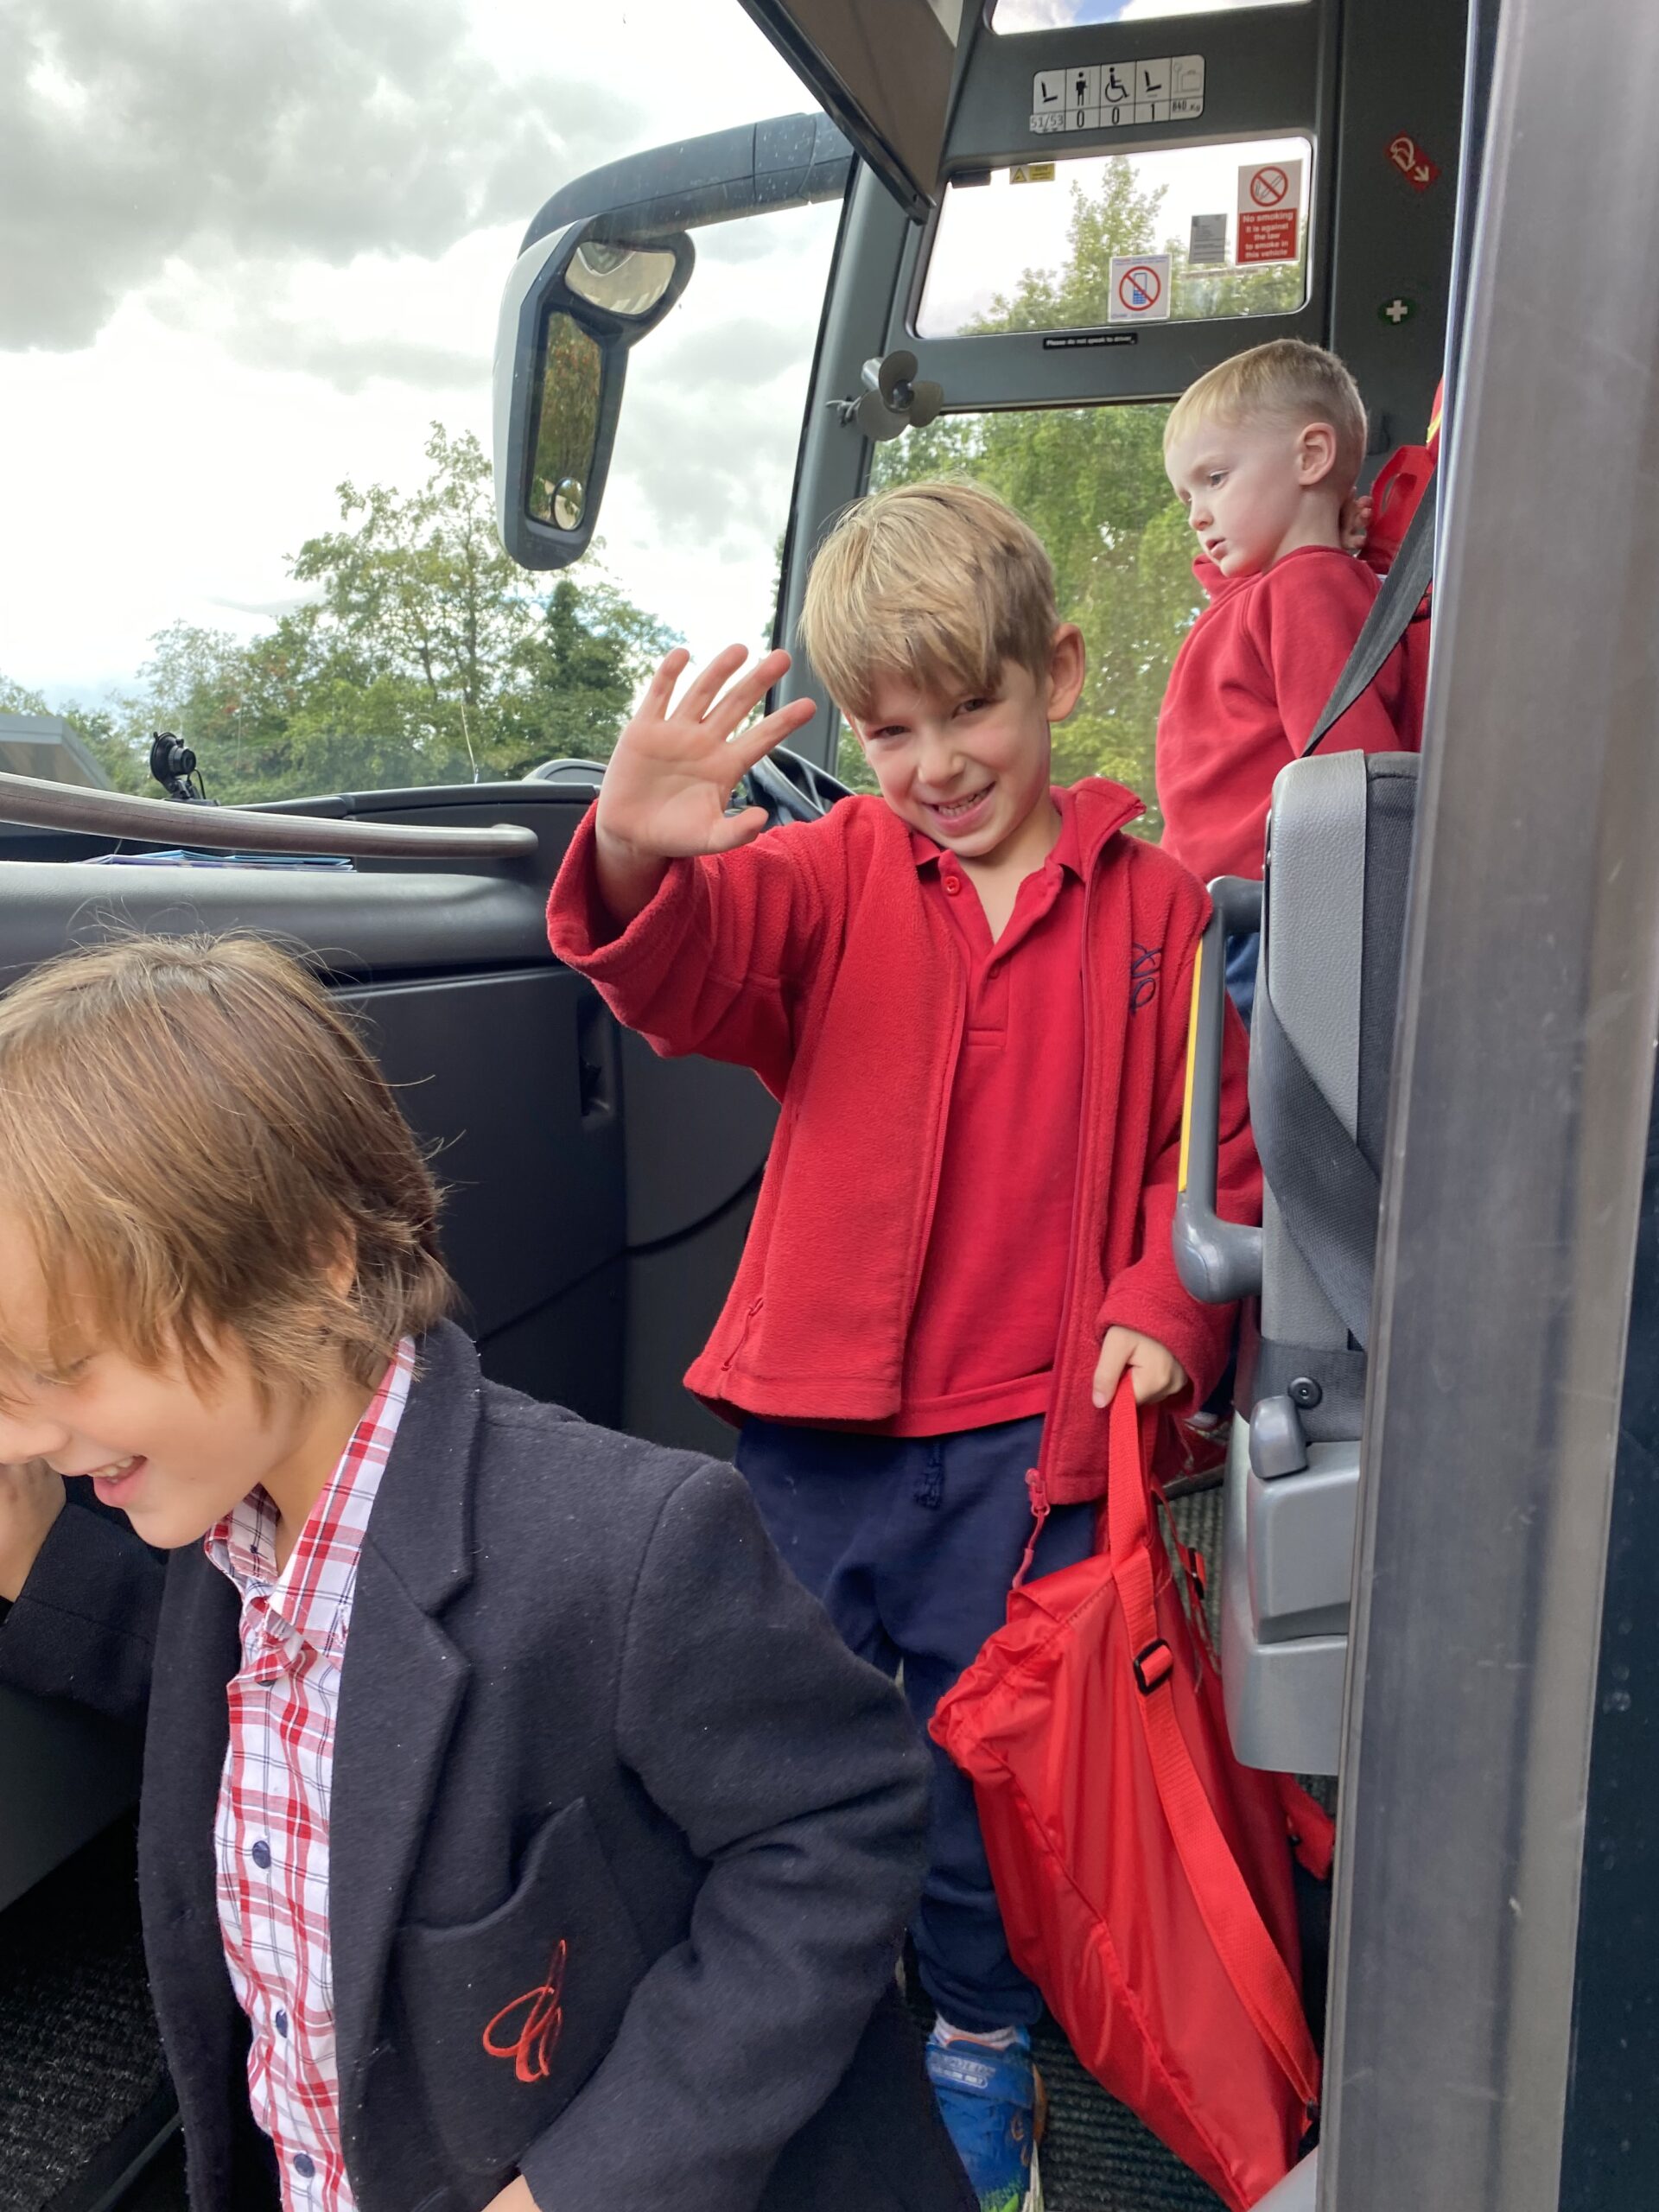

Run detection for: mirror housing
[[493, 222, 693, 570]]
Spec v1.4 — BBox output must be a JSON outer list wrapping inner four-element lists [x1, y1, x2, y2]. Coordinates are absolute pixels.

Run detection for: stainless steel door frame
[[1321, 1, 1659, 2207]]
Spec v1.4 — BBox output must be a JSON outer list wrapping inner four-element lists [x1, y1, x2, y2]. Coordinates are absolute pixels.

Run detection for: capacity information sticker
[[1030, 54, 1204, 136]]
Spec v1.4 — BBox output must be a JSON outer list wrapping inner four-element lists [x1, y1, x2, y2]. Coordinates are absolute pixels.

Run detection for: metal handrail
[[0, 771, 539, 861]]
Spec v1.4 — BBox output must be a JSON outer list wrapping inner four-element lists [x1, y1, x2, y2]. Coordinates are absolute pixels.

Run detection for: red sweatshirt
[[546, 779, 1258, 1507], [1158, 544, 1426, 887]]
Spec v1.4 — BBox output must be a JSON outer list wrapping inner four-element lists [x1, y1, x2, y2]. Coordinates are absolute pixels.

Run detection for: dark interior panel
[[0, 861, 550, 987], [619, 1027, 779, 1246], [622, 1179, 764, 1458], [348, 967, 626, 1346], [474, 1256, 627, 1432]]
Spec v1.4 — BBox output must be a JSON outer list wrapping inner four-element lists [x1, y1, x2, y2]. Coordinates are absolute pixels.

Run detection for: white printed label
[[1029, 52, 1202, 136], [1188, 213, 1228, 268]]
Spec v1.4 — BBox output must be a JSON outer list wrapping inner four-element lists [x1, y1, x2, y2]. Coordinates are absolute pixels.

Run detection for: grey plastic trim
[[0, 863, 550, 984], [0, 771, 537, 860], [1220, 1415, 1349, 1777], [1261, 751, 1369, 1355], [1173, 879, 1262, 1305]]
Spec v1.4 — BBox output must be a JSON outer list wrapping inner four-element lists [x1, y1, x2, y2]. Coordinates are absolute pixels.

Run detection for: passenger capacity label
[[1236, 158, 1303, 265], [1030, 54, 1204, 135]]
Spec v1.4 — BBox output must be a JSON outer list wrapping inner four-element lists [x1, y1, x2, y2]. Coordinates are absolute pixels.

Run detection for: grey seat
[[1177, 749, 1417, 1776]]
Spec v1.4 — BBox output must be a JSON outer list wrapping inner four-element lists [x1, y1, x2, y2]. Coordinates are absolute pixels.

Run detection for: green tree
[[95, 425, 678, 804]]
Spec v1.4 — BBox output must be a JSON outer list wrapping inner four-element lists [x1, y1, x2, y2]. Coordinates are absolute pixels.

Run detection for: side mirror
[[493, 223, 694, 570]]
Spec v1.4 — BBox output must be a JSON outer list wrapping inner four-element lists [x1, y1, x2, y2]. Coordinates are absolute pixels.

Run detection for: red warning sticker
[[1236, 159, 1302, 266], [1387, 133, 1441, 193]]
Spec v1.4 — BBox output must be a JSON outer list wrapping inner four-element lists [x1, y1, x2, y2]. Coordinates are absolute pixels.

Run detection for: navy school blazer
[[0, 1321, 974, 2212]]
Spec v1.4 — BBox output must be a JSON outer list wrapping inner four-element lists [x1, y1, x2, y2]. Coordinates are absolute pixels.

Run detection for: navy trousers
[[1225, 927, 1260, 1028], [734, 1414, 1095, 2031]]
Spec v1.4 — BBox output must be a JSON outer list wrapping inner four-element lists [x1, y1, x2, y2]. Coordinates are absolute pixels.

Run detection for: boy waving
[[549, 480, 1258, 2212]]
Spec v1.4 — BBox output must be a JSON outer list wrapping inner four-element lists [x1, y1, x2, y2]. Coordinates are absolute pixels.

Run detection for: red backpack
[[1361, 378, 1442, 575], [930, 1381, 1332, 2212]]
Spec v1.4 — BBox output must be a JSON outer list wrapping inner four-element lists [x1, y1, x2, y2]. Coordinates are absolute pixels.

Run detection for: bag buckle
[[1133, 1637, 1174, 1695]]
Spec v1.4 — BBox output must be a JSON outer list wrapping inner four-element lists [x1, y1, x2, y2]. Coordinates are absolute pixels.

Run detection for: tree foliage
[[853, 162, 1302, 835], [12, 426, 679, 806]]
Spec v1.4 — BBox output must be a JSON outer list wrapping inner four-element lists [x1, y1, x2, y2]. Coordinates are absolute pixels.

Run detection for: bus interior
[[3, 1, 1657, 2208]]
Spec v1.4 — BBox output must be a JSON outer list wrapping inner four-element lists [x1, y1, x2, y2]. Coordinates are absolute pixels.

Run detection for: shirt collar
[[205, 1337, 416, 1658], [909, 785, 1082, 880]]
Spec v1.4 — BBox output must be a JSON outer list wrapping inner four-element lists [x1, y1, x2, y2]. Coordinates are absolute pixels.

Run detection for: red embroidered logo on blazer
[[482, 1940, 568, 2082]]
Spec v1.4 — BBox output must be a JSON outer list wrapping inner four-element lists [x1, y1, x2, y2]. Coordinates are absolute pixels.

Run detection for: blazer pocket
[[396, 1796, 650, 2183]]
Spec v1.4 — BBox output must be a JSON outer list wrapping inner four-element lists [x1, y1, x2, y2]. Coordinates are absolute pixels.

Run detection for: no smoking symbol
[[1117, 263, 1162, 313], [1249, 166, 1290, 207]]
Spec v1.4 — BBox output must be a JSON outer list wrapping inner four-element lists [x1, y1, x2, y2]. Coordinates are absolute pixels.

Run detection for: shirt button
[[275, 2009, 289, 2037], [294, 2152, 315, 2179], [251, 1840, 272, 1870], [943, 874, 962, 896]]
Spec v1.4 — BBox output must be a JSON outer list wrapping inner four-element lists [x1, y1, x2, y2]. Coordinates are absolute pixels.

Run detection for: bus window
[[593, 197, 842, 707], [989, 0, 1306, 28], [842, 400, 1189, 836], [917, 140, 1312, 340]]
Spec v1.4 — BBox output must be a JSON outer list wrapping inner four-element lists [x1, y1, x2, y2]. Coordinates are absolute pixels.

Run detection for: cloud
[[0, 0, 631, 352]]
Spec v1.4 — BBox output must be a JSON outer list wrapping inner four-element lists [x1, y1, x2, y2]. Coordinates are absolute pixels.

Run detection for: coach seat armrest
[[1173, 880, 1263, 1306]]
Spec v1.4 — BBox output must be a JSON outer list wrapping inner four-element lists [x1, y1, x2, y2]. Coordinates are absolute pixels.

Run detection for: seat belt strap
[[1303, 473, 1437, 758]]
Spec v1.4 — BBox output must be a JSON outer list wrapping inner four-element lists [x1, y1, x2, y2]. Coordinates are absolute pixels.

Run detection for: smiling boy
[[546, 479, 1258, 2212], [1157, 341, 1425, 989], [0, 934, 976, 2212]]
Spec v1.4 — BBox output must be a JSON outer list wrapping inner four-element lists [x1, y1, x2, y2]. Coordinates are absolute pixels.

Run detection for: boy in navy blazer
[[0, 934, 972, 2212]]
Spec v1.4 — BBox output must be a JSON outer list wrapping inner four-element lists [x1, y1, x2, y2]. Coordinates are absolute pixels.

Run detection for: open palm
[[597, 645, 818, 860]]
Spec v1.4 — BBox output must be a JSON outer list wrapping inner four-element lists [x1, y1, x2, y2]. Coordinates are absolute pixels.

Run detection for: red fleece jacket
[[1158, 545, 1427, 887], [546, 779, 1258, 1506]]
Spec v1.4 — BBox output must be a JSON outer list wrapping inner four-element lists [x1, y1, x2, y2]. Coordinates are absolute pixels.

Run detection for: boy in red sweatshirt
[[1158, 340, 1426, 1019], [547, 480, 1256, 2212]]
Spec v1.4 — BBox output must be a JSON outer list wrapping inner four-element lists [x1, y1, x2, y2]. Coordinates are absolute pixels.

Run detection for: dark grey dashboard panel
[[0, 862, 550, 985], [0, 1677, 140, 1914], [619, 1027, 779, 1248], [346, 969, 626, 1350]]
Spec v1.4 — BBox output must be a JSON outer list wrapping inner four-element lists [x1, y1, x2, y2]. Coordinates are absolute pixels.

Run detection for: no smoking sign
[[1108, 252, 1172, 324], [1237, 157, 1303, 265]]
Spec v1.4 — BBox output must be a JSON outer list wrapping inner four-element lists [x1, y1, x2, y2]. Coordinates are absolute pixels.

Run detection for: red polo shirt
[[872, 789, 1086, 1436]]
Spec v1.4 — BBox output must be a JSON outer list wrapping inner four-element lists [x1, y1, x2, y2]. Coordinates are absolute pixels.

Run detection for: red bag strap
[[1106, 1382, 1321, 2111]]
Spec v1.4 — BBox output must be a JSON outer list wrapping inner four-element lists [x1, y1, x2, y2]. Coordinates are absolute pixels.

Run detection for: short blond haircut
[[0, 935, 453, 1402], [798, 480, 1058, 720], [1165, 340, 1369, 492]]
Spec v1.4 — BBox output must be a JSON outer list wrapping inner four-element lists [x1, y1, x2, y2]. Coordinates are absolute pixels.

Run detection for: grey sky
[[1, 0, 827, 704]]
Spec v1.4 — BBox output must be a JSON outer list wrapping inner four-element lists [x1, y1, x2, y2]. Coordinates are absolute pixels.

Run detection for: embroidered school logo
[[1130, 944, 1162, 1012], [481, 1940, 567, 2083]]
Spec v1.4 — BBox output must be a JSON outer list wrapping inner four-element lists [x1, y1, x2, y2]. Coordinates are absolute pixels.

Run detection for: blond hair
[[0, 934, 453, 1401], [1165, 340, 1369, 492], [798, 480, 1058, 720]]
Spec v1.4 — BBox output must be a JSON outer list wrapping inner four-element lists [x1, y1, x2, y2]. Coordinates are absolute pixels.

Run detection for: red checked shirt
[[204, 1339, 415, 2212]]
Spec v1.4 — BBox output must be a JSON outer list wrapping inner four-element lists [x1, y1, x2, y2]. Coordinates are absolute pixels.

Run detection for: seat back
[[1224, 749, 1417, 1774]]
